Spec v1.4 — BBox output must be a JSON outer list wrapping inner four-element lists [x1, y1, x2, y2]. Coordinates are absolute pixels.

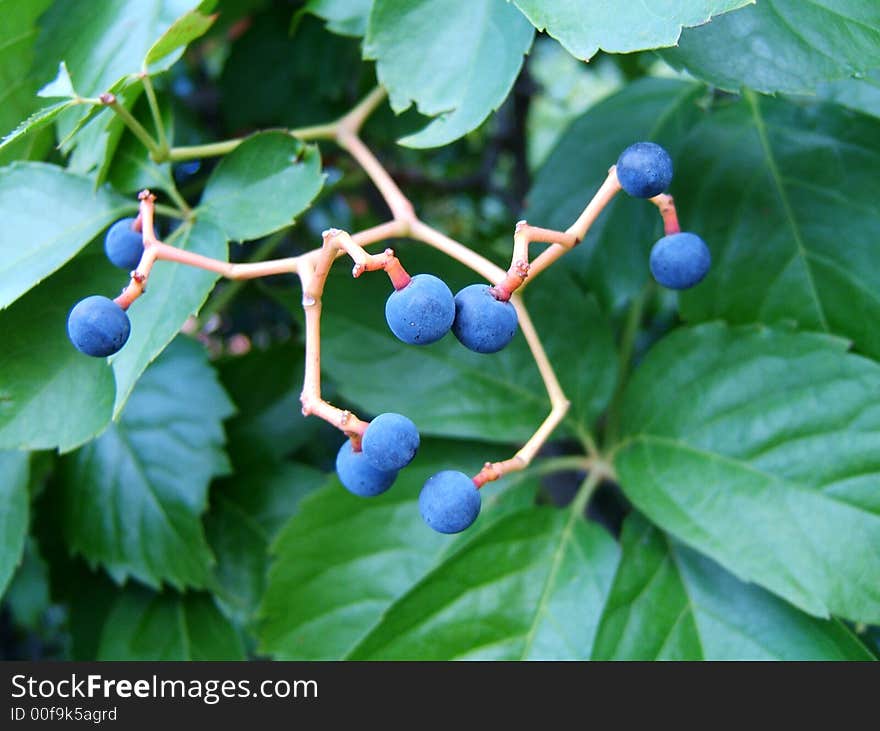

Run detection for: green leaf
[[364, 0, 534, 148], [33, 1, 206, 171], [197, 133, 324, 241], [0, 245, 120, 452], [110, 219, 228, 415], [207, 462, 327, 625], [350, 508, 619, 660], [525, 78, 706, 312], [218, 342, 320, 467], [144, 4, 217, 69], [304, 0, 372, 36], [63, 85, 141, 185], [676, 92, 880, 360], [664, 0, 880, 95], [512, 0, 753, 60], [59, 337, 234, 589], [0, 100, 78, 155], [614, 324, 880, 624], [319, 245, 612, 444], [0, 163, 130, 309], [0, 0, 55, 164], [816, 70, 880, 119], [220, 11, 364, 133], [35, 0, 206, 97], [56, 101, 112, 150], [37, 61, 76, 98], [258, 440, 540, 659], [0, 451, 29, 599], [593, 515, 874, 660], [862, 627, 880, 658], [98, 587, 244, 660]]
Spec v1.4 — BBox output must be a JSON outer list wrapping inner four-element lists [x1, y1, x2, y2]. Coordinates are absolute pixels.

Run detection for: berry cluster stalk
[[110, 85, 680, 488]]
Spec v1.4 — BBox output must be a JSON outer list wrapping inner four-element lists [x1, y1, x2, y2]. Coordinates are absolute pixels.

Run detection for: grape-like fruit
[[451, 284, 518, 354], [649, 232, 711, 290], [362, 413, 420, 472], [67, 295, 131, 357], [418, 470, 481, 534], [335, 440, 397, 497], [616, 142, 673, 198], [385, 273, 455, 345], [104, 217, 144, 271]]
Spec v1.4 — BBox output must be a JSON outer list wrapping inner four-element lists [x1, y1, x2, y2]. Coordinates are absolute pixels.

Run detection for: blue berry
[[616, 142, 673, 198], [335, 440, 397, 497], [385, 274, 455, 345], [649, 232, 711, 290], [452, 284, 518, 354], [362, 413, 420, 472], [104, 218, 144, 270], [67, 295, 131, 357], [419, 470, 481, 534]]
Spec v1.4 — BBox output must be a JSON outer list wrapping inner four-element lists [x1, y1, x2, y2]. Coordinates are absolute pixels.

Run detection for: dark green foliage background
[[1, 0, 878, 660]]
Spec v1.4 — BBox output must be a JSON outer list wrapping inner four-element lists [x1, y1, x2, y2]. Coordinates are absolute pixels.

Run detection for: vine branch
[[99, 93, 163, 161], [112, 86, 685, 492], [298, 228, 414, 449]]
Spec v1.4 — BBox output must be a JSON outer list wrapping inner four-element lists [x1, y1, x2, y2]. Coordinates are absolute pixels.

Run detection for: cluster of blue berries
[[67, 218, 144, 358], [337, 142, 711, 534], [336, 415, 481, 534], [335, 272, 522, 533], [68, 140, 710, 536], [616, 141, 711, 290], [385, 274, 518, 354]]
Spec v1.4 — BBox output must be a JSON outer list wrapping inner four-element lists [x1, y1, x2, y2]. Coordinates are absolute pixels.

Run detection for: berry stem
[[154, 241, 299, 278], [342, 238, 412, 290], [114, 191, 161, 309], [115, 194, 412, 310], [300, 293, 369, 446], [408, 220, 505, 284], [198, 230, 290, 322], [491, 222, 578, 301], [298, 229, 391, 444], [523, 169, 623, 286], [337, 131, 416, 224], [298, 225, 425, 440], [383, 254, 411, 290], [651, 193, 681, 234], [338, 87, 388, 136], [472, 298, 570, 487]]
